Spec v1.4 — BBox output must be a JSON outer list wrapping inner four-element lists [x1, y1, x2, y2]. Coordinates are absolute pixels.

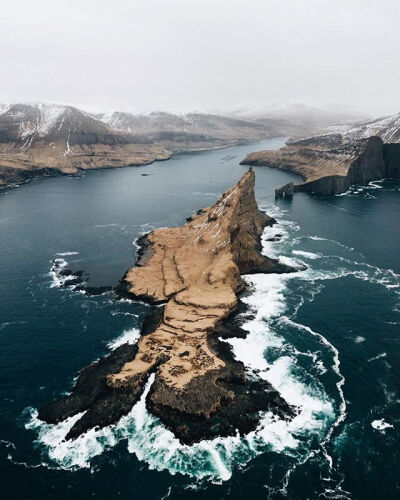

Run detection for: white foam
[[29, 206, 348, 481], [25, 410, 97, 469], [28, 264, 335, 480], [368, 352, 387, 363], [278, 256, 305, 269], [0, 439, 16, 450], [354, 336, 366, 343], [282, 319, 346, 446], [292, 250, 321, 260], [107, 327, 140, 349], [223, 271, 337, 476], [49, 258, 82, 289], [56, 251, 79, 256], [49, 258, 68, 288], [371, 419, 393, 431]]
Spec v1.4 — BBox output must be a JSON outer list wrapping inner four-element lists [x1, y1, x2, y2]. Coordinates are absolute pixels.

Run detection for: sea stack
[[39, 169, 296, 444]]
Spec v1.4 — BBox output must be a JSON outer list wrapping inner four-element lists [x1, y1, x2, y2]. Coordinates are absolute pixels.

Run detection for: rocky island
[[241, 134, 400, 196], [39, 169, 297, 444]]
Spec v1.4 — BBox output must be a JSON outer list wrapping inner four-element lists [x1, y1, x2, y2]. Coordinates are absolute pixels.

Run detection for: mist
[[1, 0, 399, 115]]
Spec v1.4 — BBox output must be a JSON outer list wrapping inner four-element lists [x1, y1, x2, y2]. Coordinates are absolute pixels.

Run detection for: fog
[[1, 0, 399, 115]]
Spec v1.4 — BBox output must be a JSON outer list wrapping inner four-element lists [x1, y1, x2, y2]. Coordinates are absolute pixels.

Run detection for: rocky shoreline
[[241, 135, 400, 196], [39, 169, 299, 444]]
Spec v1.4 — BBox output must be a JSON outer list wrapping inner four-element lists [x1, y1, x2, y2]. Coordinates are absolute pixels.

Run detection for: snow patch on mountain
[[343, 113, 400, 143]]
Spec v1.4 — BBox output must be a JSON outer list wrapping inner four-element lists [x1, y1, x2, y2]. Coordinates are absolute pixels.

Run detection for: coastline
[[241, 136, 400, 197], [38, 169, 299, 445], [0, 137, 273, 191]]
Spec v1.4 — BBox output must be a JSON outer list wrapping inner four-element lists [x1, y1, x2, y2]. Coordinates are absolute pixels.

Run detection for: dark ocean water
[[0, 138, 399, 500]]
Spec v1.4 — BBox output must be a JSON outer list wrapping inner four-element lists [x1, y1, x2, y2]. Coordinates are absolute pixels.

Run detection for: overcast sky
[[1, 0, 399, 115]]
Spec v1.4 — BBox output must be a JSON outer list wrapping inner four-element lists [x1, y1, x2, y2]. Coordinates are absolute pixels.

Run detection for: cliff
[[241, 135, 400, 196], [38, 169, 297, 444]]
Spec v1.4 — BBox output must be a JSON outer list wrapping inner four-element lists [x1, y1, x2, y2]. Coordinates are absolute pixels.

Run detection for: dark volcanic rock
[[38, 343, 141, 439], [50, 258, 113, 296]]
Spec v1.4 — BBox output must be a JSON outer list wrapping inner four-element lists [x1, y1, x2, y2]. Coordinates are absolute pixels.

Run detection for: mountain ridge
[[0, 101, 362, 187]]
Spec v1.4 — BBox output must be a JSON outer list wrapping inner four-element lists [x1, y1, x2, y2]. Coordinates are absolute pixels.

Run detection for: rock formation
[[39, 169, 297, 444], [241, 134, 400, 196]]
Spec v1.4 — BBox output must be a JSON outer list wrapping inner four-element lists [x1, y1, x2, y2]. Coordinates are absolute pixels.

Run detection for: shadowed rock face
[[39, 169, 297, 444], [241, 135, 400, 196]]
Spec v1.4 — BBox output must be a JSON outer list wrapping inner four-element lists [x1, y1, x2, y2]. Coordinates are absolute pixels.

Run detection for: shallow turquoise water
[[0, 138, 399, 499]]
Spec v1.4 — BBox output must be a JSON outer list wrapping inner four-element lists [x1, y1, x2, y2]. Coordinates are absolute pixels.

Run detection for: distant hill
[[223, 102, 364, 137]]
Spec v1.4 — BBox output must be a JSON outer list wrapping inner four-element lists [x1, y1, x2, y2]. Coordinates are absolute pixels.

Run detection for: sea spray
[[32, 200, 400, 483]]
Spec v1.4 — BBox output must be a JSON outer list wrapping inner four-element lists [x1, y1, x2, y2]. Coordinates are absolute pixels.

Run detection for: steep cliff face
[[384, 143, 400, 178], [241, 135, 400, 196], [114, 169, 292, 391], [39, 170, 296, 444]]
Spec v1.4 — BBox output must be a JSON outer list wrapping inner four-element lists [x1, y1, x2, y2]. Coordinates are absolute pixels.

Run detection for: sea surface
[[0, 138, 399, 499]]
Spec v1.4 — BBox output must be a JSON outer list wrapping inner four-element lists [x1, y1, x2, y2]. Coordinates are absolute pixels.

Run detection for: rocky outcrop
[[275, 182, 294, 199], [39, 169, 297, 444], [383, 143, 400, 178], [241, 135, 400, 196]]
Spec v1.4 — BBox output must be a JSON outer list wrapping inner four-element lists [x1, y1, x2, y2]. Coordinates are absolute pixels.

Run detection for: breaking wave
[[337, 178, 400, 199], [25, 201, 399, 489], [24, 203, 336, 486], [49, 258, 82, 289], [106, 327, 140, 349]]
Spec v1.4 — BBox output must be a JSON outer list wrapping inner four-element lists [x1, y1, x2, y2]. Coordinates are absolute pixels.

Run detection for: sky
[[1, 0, 399, 115]]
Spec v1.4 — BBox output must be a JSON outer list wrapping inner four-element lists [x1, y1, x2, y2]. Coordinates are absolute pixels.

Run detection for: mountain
[[341, 113, 400, 143], [0, 102, 366, 187], [0, 103, 272, 186], [92, 110, 269, 146], [0, 103, 173, 186], [224, 102, 364, 137], [241, 134, 400, 196]]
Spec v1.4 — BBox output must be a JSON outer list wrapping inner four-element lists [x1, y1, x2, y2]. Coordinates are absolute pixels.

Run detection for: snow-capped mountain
[[0, 101, 382, 187], [0, 103, 124, 150], [0, 103, 272, 186], [220, 102, 366, 138], [225, 102, 362, 122], [92, 110, 268, 141], [342, 113, 400, 143]]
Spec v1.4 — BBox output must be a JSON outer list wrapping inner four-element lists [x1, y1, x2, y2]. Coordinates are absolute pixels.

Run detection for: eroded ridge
[[39, 169, 296, 444]]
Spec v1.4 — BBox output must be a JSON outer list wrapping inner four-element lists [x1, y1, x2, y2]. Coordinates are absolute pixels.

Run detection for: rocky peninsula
[[39, 169, 297, 444], [241, 134, 400, 196]]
